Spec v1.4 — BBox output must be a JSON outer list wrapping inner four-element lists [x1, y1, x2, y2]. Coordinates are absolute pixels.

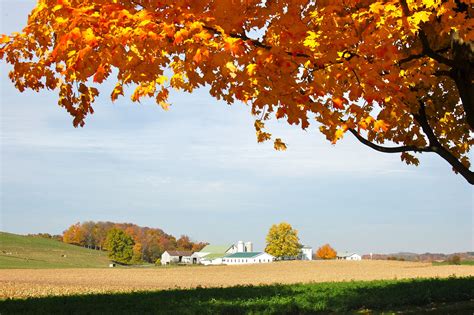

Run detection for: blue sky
[[1, 1, 472, 254]]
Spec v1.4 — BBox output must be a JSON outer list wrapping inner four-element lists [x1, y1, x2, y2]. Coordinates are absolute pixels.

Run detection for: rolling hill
[[0, 232, 111, 268]]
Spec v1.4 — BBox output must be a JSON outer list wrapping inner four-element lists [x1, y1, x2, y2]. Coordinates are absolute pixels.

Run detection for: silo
[[237, 241, 244, 252], [245, 242, 253, 252]]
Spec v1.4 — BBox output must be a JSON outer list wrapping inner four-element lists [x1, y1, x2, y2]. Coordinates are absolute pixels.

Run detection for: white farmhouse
[[300, 245, 313, 260], [223, 252, 274, 265], [161, 250, 193, 265], [337, 252, 362, 261]]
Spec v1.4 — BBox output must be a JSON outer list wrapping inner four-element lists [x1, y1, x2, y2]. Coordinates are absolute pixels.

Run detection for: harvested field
[[1, 260, 473, 299]]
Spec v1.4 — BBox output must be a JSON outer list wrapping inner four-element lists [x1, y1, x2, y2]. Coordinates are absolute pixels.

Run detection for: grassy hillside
[[0, 232, 111, 268]]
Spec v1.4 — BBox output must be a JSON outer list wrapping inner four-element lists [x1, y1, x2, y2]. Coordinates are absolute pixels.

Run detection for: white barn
[[161, 250, 193, 265], [223, 252, 274, 265], [191, 244, 237, 265], [337, 252, 362, 261]]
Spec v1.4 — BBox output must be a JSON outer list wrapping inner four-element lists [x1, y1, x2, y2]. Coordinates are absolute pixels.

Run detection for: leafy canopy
[[265, 222, 301, 258], [316, 243, 337, 260], [1, 0, 473, 183], [105, 228, 134, 264]]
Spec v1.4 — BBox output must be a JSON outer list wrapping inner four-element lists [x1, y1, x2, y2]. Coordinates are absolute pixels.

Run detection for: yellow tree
[[1, 0, 473, 183], [62, 222, 85, 246], [316, 244, 337, 260], [265, 222, 301, 259]]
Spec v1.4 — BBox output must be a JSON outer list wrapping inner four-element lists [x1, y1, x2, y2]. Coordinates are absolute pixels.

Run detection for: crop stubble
[[1, 260, 473, 298]]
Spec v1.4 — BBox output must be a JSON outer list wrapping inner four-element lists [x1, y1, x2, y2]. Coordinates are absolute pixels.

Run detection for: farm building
[[192, 241, 274, 265], [161, 250, 193, 265], [223, 252, 274, 265], [191, 244, 237, 265], [337, 252, 362, 260], [300, 246, 313, 260]]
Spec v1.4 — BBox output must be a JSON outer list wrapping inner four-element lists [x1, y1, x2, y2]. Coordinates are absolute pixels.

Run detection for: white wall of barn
[[161, 251, 171, 265], [223, 253, 274, 265]]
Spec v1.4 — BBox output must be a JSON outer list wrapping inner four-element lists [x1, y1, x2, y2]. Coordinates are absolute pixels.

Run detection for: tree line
[[62, 221, 207, 263]]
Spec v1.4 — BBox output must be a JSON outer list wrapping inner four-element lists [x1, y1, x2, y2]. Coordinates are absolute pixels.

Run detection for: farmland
[[1, 276, 473, 314], [1, 260, 473, 299], [1, 233, 473, 313]]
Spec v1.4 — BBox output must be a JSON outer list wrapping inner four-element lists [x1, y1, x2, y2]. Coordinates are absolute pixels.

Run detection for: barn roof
[[199, 244, 233, 253], [201, 253, 226, 260], [225, 252, 270, 258], [165, 250, 193, 256]]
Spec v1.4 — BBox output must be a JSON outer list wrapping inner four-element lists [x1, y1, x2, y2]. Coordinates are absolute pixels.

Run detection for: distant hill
[[362, 252, 474, 262], [0, 232, 111, 268]]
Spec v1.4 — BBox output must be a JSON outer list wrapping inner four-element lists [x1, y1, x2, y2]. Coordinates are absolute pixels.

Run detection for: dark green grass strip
[[1, 277, 473, 314]]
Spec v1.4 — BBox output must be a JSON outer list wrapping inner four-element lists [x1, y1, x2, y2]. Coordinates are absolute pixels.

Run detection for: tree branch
[[418, 31, 456, 68], [398, 47, 450, 66], [202, 25, 311, 58], [347, 128, 432, 153], [413, 102, 474, 184]]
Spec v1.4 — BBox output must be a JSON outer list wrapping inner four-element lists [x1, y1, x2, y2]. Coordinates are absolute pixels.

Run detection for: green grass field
[[0, 232, 111, 268], [1, 277, 473, 314], [433, 260, 474, 266]]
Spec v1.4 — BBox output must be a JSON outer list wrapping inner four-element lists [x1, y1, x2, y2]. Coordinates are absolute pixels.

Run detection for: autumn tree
[[81, 221, 98, 249], [316, 244, 337, 260], [177, 235, 194, 251], [104, 228, 135, 264], [265, 222, 301, 259], [62, 222, 85, 246], [1, 1, 473, 183]]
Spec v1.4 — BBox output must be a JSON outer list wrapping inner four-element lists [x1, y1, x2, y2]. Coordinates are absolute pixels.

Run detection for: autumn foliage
[[265, 222, 301, 259], [316, 244, 337, 260], [62, 221, 206, 263], [0, 0, 473, 183]]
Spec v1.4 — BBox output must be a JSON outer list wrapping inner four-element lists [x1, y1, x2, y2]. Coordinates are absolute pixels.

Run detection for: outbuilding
[[336, 252, 362, 261], [161, 250, 193, 265]]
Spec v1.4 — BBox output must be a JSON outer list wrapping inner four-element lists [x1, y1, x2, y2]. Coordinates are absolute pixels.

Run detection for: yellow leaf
[[374, 120, 389, 132], [226, 61, 237, 73], [52, 4, 63, 12], [247, 63, 257, 76], [55, 17, 68, 24], [0, 34, 10, 44], [274, 138, 287, 151], [409, 11, 432, 31], [156, 75, 168, 85], [159, 101, 170, 111]]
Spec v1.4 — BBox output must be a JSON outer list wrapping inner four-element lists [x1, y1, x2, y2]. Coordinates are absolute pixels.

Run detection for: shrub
[[448, 255, 461, 265]]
